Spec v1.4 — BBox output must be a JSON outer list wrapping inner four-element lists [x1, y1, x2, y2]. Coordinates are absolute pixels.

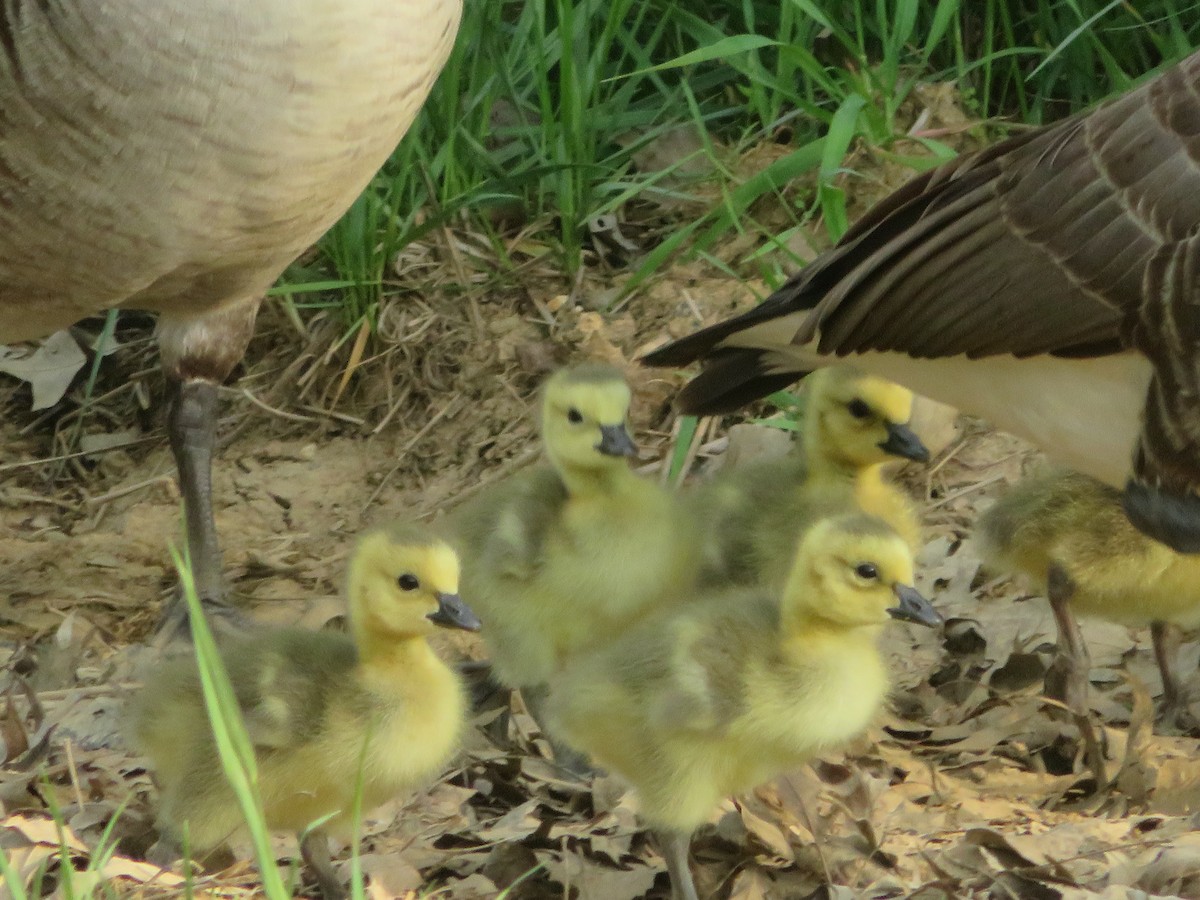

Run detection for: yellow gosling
[[979, 468, 1200, 749], [690, 365, 928, 590], [444, 364, 697, 699], [547, 514, 941, 900], [130, 523, 480, 899]]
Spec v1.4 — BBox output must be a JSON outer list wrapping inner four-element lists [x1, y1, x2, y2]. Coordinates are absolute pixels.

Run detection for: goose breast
[[0, 0, 461, 342]]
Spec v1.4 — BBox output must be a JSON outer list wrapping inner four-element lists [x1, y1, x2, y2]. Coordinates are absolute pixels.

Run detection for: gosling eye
[[846, 398, 872, 420], [397, 573, 420, 591], [567, 407, 584, 424], [854, 562, 879, 581]]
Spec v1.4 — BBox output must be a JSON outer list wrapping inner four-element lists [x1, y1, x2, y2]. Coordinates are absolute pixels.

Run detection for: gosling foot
[[145, 834, 182, 869], [1043, 652, 1107, 785], [1150, 621, 1198, 733], [548, 736, 597, 780], [153, 591, 249, 646], [520, 684, 597, 779], [1157, 690, 1200, 735], [1043, 649, 1091, 721], [1043, 566, 1106, 786], [300, 830, 347, 900]]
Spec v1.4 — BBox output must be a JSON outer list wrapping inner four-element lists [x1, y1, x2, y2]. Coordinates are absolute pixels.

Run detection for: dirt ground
[[3, 96, 1200, 897], [3, 271, 1200, 899]]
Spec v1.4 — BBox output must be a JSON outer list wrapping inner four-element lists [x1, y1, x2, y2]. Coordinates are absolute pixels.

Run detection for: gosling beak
[[878, 422, 930, 463], [887, 584, 941, 627], [428, 592, 482, 632], [597, 423, 637, 458]]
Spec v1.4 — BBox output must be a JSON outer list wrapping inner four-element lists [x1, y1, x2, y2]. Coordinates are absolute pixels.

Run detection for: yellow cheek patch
[[579, 382, 632, 428], [858, 376, 915, 425], [421, 542, 461, 595], [863, 539, 915, 587], [830, 531, 914, 583], [544, 380, 631, 428], [360, 535, 461, 598]]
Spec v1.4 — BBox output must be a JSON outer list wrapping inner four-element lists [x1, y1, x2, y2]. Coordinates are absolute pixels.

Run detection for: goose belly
[[0, 0, 462, 339]]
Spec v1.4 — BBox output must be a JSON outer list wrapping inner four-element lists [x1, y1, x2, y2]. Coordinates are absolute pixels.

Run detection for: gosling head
[[348, 523, 481, 642], [788, 514, 941, 631], [806, 367, 929, 467], [540, 363, 636, 475]]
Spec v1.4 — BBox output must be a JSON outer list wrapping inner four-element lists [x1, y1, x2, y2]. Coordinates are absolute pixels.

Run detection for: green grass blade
[[0, 843, 31, 900], [817, 93, 868, 242], [173, 546, 291, 900], [611, 34, 781, 80], [668, 415, 699, 485]]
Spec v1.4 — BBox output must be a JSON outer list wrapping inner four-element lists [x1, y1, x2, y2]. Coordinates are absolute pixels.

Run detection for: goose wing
[[644, 50, 1200, 416]]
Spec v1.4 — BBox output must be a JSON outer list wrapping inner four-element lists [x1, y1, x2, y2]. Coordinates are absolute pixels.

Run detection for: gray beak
[[597, 423, 637, 458], [887, 584, 941, 627], [878, 422, 930, 463], [428, 592, 482, 632]]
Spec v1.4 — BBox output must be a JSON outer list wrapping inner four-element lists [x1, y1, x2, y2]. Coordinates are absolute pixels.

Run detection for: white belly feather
[[726, 316, 1152, 486], [852, 351, 1150, 487]]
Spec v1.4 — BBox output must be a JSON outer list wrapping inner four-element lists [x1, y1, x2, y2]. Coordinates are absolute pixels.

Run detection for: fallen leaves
[[0, 331, 87, 411], [0, 812, 184, 892]]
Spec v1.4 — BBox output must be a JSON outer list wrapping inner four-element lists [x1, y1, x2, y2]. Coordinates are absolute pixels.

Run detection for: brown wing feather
[[646, 50, 1200, 549], [644, 50, 1200, 373], [818, 53, 1200, 360]]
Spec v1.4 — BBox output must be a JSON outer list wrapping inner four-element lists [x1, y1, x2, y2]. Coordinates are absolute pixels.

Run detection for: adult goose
[[643, 48, 1200, 553], [0, 0, 461, 621]]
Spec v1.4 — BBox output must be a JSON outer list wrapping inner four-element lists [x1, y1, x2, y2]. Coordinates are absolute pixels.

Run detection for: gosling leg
[[145, 830, 183, 869], [657, 829, 700, 900], [156, 302, 259, 634], [1151, 620, 1192, 728], [1044, 564, 1106, 784], [299, 830, 347, 900], [521, 683, 596, 778], [145, 826, 223, 873], [1043, 565, 1090, 715]]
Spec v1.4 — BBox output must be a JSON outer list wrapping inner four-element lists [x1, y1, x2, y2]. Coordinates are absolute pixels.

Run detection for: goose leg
[[1151, 620, 1192, 728], [299, 830, 347, 900], [155, 302, 259, 633], [1043, 564, 1106, 784], [167, 379, 224, 605], [657, 829, 700, 900]]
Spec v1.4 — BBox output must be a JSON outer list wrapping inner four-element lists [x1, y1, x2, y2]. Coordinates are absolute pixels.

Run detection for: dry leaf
[[357, 852, 422, 899], [0, 330, 86, 410], [97, 855, 184, 886], [2, 814, 88, 853]]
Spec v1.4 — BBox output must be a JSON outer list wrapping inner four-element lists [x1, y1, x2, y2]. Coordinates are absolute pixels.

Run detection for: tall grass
[[304, 0, 1199, 326]]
